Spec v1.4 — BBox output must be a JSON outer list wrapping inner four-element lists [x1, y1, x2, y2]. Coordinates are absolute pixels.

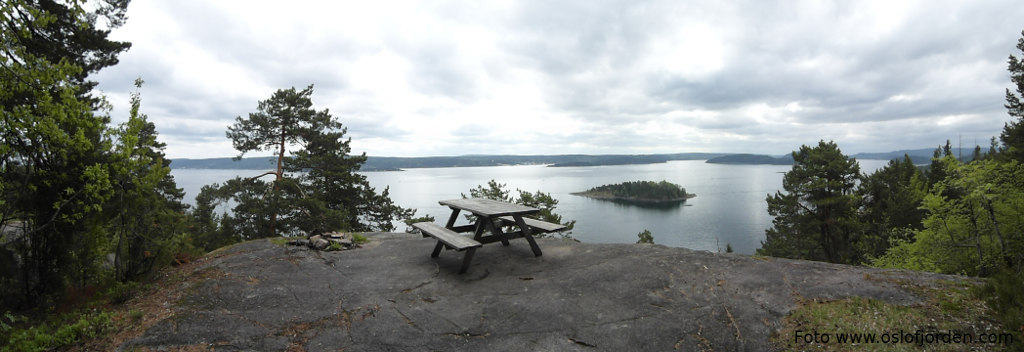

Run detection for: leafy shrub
[[975, 270, 1024, 345], [2, 311, 113, 352], [404, 215, 436, 234], [103, 280, 142, 305], [636, 230, 654, 244]]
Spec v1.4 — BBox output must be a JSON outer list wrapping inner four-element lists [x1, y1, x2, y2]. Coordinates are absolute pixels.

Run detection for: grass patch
[[328, 241, 344, 251], [352, 233, 369, 244], [773, 280, 1014, 351], [269, 237, 290, 246], [128, 310, 144, 322]]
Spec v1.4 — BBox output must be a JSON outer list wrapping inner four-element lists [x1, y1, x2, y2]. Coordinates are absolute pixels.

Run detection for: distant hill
[[170, 153, 729, 171], [705, 154, 794, 165], [545, 153, 726, 167], [170, 157, 277, 170], [168, 148, 979, 170]]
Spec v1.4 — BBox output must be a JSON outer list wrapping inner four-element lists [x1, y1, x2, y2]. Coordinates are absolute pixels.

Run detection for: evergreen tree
[[2, 0, 118, 306], [1, 0, 135, 306], [757, 141, 862, 264], [855, 155, 927, 260], [926, 141, 955, 187], [226, 85, 333, 236], [463, 180, 575, 238], [1003, 29, 1024, 161], [4, 0, 131, 105], [203, 85, 414, 239], [107, 79, 188, 281], [286, 120, 413, 233]]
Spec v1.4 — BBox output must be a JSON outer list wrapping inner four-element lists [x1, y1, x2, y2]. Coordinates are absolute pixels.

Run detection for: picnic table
[[411, 198, 567, 273]]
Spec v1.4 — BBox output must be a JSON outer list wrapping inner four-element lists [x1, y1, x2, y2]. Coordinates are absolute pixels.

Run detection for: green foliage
[[774, 280, 1002, 352], [579, 180, 690, 201], [328, 241, 344, 251], [2, 311, 113, 352], [1, 0, 195, 310], [404, 215, 436, 234], [199, 85, 414, 242], [196, 177, 282, 241], [1, 312, 22, 337], [516, 189, 577, 237], [1003, 29, 1024, 162], [975, 271, 1024, 345], [1, 0, 136, 307], [856, 155, 928, 261], [463, 180, 576, 239], [106, 79, 189, 282], [726, 243, 733, 253], [352, 233, 369, 244], [128, 310, 144, 322], [102, 280, 141, 305], [224, 85, 335, 237], [874, 160, 1024, 276], [636, 229, 654, 244], [464, 179, 513, 203], [758, 141, 863, 264], [3, 0, 131, 104], [926, 141, 956, 187]]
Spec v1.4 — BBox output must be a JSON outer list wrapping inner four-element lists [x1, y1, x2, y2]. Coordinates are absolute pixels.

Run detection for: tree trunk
[[970, 212, 986, 276], [270, 131, 285, 237], [982, 199, 1010, 268]]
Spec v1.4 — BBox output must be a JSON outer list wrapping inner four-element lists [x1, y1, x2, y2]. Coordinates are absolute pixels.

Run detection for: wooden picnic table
[[412, 198, 567, 273]]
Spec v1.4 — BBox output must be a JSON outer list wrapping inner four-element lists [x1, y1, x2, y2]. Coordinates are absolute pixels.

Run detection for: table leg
[[445, 208, 461, 228], [472, 219, 486, 240], [431, 241, 445, 257], [513, 215, 543, 256], [459, 247, 477, 274], [483, 217, 511, 246]]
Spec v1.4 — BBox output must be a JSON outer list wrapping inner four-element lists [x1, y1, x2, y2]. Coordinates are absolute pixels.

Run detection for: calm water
[[171, 159, 890, 255]]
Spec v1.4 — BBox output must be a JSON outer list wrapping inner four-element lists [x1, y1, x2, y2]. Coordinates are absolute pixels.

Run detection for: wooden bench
[[497, 216, 568, 233], [412, 222, 482, 273]]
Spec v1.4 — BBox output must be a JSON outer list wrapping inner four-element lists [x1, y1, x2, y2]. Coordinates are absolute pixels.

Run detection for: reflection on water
[[594, 197, 689, 211]]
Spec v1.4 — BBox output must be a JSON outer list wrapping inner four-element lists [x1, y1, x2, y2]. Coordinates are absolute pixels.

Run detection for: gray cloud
[[93, 0, 1024, 158]]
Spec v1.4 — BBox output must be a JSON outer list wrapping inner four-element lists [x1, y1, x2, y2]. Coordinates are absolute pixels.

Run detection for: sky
[[93, 0, 1024, 159]]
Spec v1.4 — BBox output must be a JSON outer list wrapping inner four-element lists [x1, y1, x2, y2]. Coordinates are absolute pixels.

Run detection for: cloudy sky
[[93, 0, 1024, 159]]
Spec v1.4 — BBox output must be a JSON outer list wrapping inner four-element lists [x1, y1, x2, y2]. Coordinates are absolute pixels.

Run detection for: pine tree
[[758, 141, 862, 264], [1002, 30, 1024, 161]]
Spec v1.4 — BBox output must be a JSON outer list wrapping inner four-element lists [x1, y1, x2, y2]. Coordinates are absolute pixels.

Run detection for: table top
[[439, 198, 539, 217]]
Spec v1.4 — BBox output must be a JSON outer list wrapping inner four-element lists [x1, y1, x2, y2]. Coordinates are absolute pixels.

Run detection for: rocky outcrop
[[119, 233, 974, 351]]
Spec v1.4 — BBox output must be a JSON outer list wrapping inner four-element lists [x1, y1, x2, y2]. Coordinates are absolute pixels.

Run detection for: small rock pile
[[287, 232, 359, 251]]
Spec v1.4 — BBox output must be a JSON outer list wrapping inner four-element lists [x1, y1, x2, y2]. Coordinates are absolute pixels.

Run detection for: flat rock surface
[[121, 233, 969, 351]]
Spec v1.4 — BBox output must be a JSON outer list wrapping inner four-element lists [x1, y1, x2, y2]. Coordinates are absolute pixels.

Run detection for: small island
[[571, 180, 695, 203]]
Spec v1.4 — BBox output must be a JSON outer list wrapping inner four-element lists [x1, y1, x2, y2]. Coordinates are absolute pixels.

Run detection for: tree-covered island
[[571, 180, 695, 203]]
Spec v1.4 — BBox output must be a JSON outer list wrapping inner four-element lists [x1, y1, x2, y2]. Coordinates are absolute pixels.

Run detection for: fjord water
[[171, 159, 891, 255]]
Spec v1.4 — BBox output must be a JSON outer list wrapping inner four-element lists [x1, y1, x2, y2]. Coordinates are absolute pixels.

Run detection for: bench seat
[[412, 222, 482, 273], [498, 216, 567, 233]]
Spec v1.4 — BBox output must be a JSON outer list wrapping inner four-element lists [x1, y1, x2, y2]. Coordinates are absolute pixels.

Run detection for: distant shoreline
[[168, 148, 956, 171]]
